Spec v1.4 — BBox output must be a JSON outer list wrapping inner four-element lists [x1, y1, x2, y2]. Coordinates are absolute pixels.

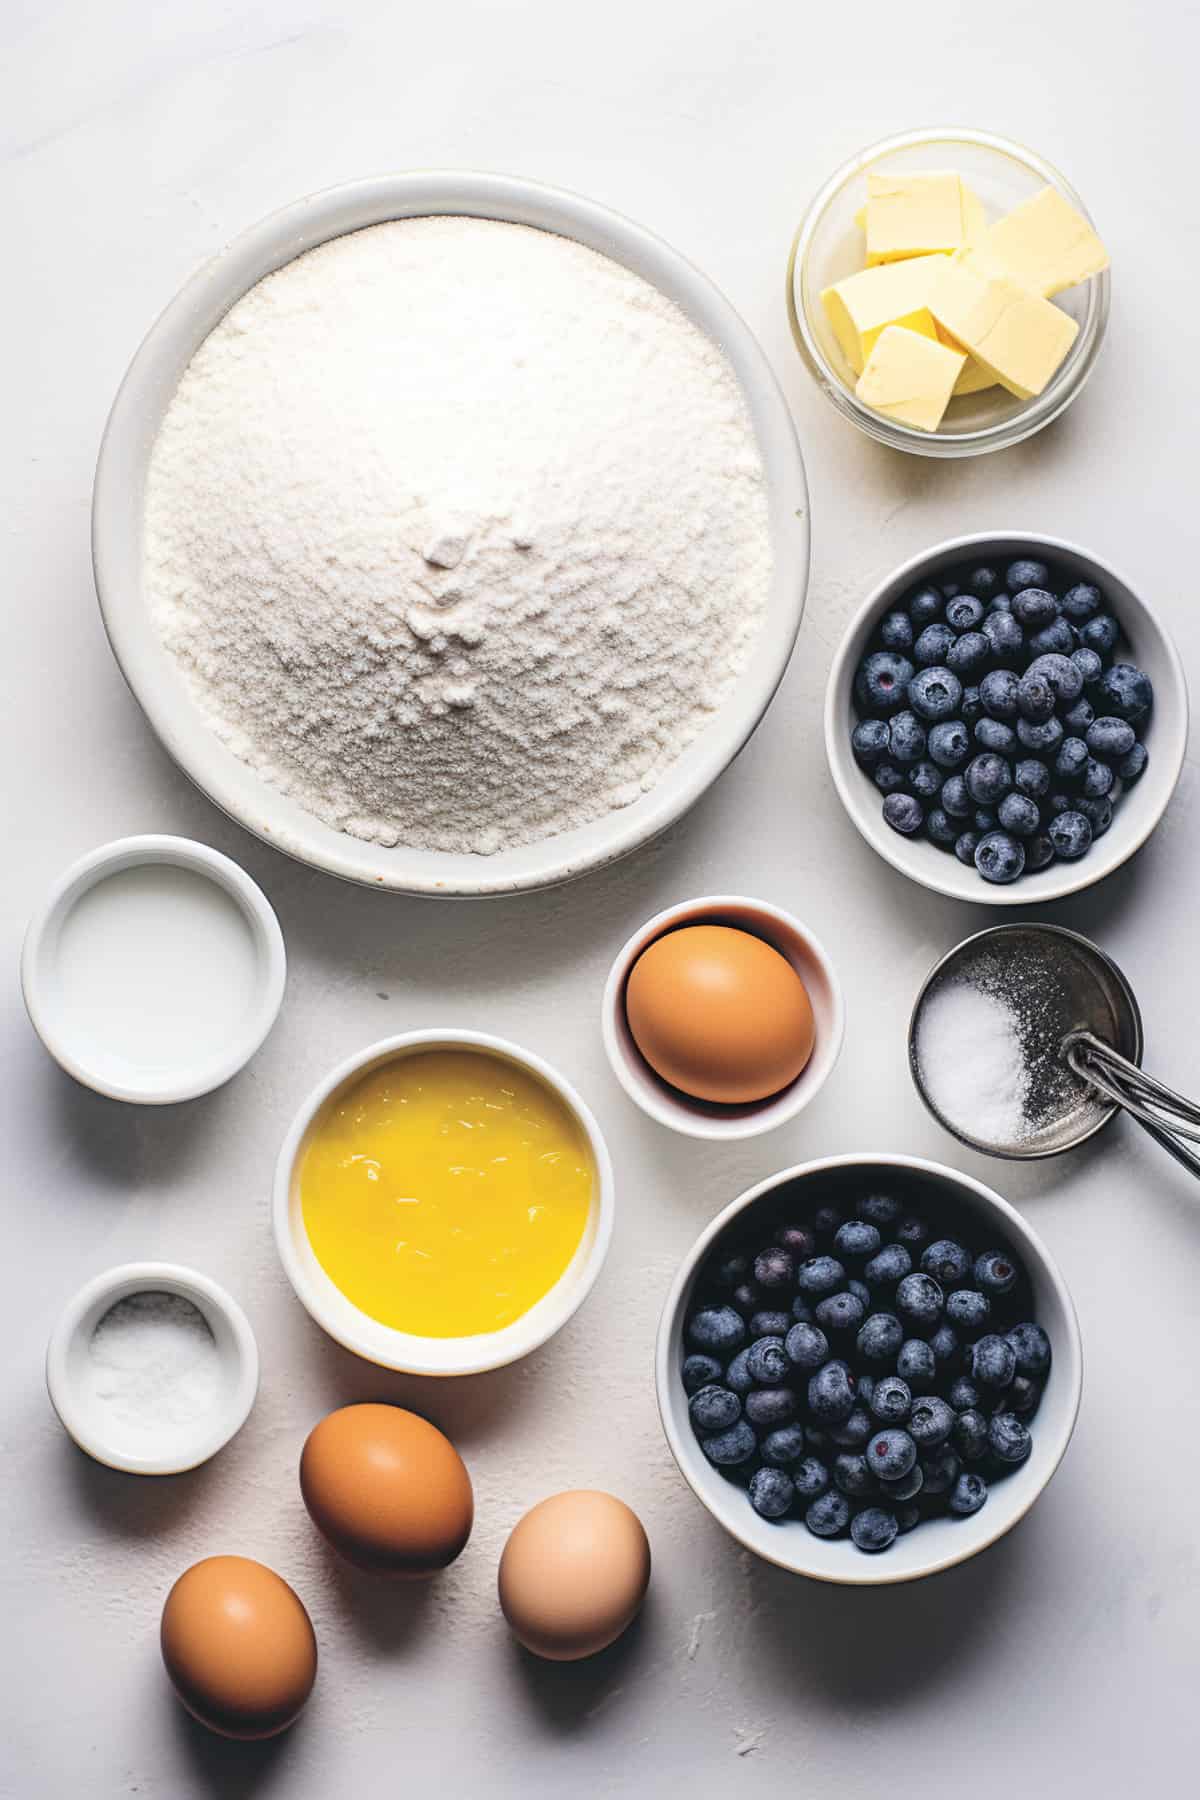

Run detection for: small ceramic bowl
[[601, 896, 844, 1140], [787, 127, 1110, 457], [825, 533, 1188, 905], [274, 1029, 615, 1376], [46, 1262, 259, 1475], [656, 1154, 1082, 1585], [21, 835, 286, 1103]]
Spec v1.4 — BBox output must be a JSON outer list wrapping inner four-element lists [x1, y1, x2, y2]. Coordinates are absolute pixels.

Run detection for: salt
[[916, 979, 1035, 1145], [81, 1292, 222, 1437]]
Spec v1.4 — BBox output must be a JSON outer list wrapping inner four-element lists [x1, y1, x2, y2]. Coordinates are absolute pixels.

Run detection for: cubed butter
[[856, 325, 966, 432], [857, 179, 985, 252], [934, 324, 998, 395], [821, 253, 950, 375], [969, 184, 1109, 298], [864, 171, 983, 264], [929, 257, 1079, 400]]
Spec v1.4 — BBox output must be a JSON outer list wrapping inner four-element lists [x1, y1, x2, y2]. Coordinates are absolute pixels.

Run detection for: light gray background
[[4, 2, 1198, 1794]]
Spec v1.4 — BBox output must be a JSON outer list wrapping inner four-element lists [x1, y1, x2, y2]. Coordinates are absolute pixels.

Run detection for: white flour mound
[[145, 217, 772, 855]]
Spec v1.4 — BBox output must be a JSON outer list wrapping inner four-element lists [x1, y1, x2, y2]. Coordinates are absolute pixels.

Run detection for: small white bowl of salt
[[46, 1263, 258, 1475]]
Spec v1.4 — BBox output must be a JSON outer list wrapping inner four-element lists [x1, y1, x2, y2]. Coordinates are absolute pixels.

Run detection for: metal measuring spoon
[[908, 924, 1200, 1179]]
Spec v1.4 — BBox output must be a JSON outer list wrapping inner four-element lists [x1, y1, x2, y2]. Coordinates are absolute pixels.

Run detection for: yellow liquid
[[299, 1050, 593, 1337]]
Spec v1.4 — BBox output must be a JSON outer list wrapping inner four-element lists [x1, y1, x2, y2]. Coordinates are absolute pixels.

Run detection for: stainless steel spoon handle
[[1065, 1030, 1200, 1178]]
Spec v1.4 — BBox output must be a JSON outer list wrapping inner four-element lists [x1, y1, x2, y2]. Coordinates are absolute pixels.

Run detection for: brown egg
[[625, 924, 815, 1103], [160, 1555, 317, 1740], [300, 1403, 473, 1575], [498, 1490, 651, 1661]]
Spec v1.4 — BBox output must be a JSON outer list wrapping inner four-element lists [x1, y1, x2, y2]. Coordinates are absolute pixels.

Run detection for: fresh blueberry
[[952, 1408, 989, 1462], [959, 684, 983, 725], [981, 611, 1024, 665], [914, 622, 957, 668], [1011, 587, 1059, 629], [896, 1272, 944, 1328], [808, 1360, 857, 1424], [1071, 645, 1104, 686], [1015, 669, 1056, 723], [988, 1412, 1032, 1464], [988, 592, 1012, 612], [835, 1220, 882, 1262], [725, 1347, 755, 1395], [856, 1313, 904, 1364], [710, 1251, 751, 1290], [687, 1306, 747, 1355], [878, 1462, 924, 1502], [1077, 795, 1113, 836], [976, 830, 1025, 884], [749, 1310, 793, 1340], [897, 1338, 937, 1390], [731, 1283, 763, 1316], [1005, 558, 1049, 592], [864, 1243, 912, 1288], [974, 716, 1018, 756], [974, 808, 998, 836], [870, 1375, 912, 1424], [856, 1186, 901, 1223], [751, 1247, 793, 1290], [1081, 757, 1114, 799], [1078, 614, 1120, 657], [701, 1420, 757, 1467], [805, 1426, 832, 1455], [966, 753, 1012, 806], [816, 1291, 866, 1336], [1118, 741, 1148, 785], [954, 831, 980, 866], [945, 1289, 991, 1332], [907, 761, 944, 803], [1028, 619, 1077, 658], [909, 1395, 955, 1449], [940, 773, 971, 818], [971, 1334, 1017, 1388], [850, 1506, 899, 1553], [796, 1256, 846, 1298], [926, 720, 969, 770], [682, 1354, 723, 1394], [760, 1424, 808, 1468], [776, 1224, 818, 1259], [919, 1447, 961, 1496], [812, 1204, 843, 1238], [805, 1490, 851, 1538], [748, 1467, 795, 1519], [945, 595, 985, 631], [908, 584, 944, 627], [895, 1502, 922, 1533], [1008, 1375, 1043, 1416], [745, 1386, 799, 1428], [689, 1385, 742, 1434], [929, 1323, 961, 1370], [968, 564, 1002, 597], [1025, 833, 1056, 872], [895, 1215, 931, 1252], [948, 1470, 989, 1516], [1014, 757, 1050, 800], [876, 760, 908, 797], [847, 1278, 872, 1310], [791, 1296, 815, 1324], [979, 668, 1021, 720], [789, 1452, 830, 1495], [975, 1249, 1019, 1296], [909, 666, 963, 721], [834, 1451, 876, 1497], [1062, 698, 1095, 736], [947, 631, 991, 678], [948, 1374, 982, 1412], [888, 710, 926, 765], [922, 1240, 971, 1287], [1026, 651, 1084, 704], [997, 793, 1040, 838], [1054, 737, 1089, 785], [925, 808, 957, 848], [879, 609, 915, 652], [855, 650, 915, 716], [1087, 715, 1136, 761], [1016, 714, 1064, 754], [746, 1336, 790, 1385], [1061, 581, 1102, 624], [829, 1404, 875, 1449], [1006, 1322, 1052, 1377], [867, 1429, 916, 1480]]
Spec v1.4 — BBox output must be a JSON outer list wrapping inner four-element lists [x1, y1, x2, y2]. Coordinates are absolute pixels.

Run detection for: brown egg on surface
[[498, 1490, 651, 1662], [160, 1555, 316, 1740], [300, 1403, 473, 1576], [625, 924, 815, 1104]]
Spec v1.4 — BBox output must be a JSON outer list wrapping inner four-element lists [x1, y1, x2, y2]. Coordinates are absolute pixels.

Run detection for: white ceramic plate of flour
[[94, 173, 809, 896]]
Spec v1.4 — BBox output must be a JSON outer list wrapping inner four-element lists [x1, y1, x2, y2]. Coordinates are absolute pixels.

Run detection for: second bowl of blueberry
[[655, 1154, 1082, 1585], [824, 533, 1187, 903]]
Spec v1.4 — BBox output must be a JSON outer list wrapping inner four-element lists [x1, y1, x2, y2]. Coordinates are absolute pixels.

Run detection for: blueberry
[[760, 1424, 808, 1467], [870, 1375, 912, 1424], [988, 592, 1012, 612], [974, 716, 1018, 756], [954, 831, 980, 866], [947, 631, 991, 678], [1046, 791, 1071, 816], [855, 650, 915, 716], [968, 564, 1001, 597], [945, 1289, 991, 1332], [1118, 741, 1148, 785], [929, 1323, 961, 1370], [981, 611, 1024, 665], [1015, 669, 1056, 723], [790, 1452, 830, 1496], [919, 1447, 961, 1496], [1082, 757, 1114, 800], [701, 1420, 757, 1466], [948, 1374, 982, 1412], [925, 808, 957, 848], [864, 1243, 912, 1289], [966, 752, 1012, 805], [878, 1462, 924, 1502], [959, 684, 983, 725], [895, 1215, 931, 1252], [952, 1408, 989, 1462], [687, 1306, 747, 1355], [682, 1354, 723, 1394], [895, 1502, 922, 1533], [926, 720, 969, 770], [1054, 737, 1089, 785], [850, 1507, 898, 1553], [847, 1278, 872, 1310], [1062, 698, 1095, 736], [808, 1360, 857, 1424], [977, 806, 998, 837], [948, 1470, 989, 1516], [875, 757, 907, 795], [895, 1272, 944, 1328], [752, 1247, 793, 1290], [856, 1313, 903, 1364], [749, 1310, 793, 1339], [914, 622, 957, 668], [908, 584, 944, 627], [971, 1334, 1017, 1388], [805, 1426, 832, 1455], [1011, 587, 1059, 629], [908, 1395, 955, 1449], [835, 1220, 882, 1262], [945, 595, 985, 631], [879, 609, 915, 653], [908, 760, 944, 803], [975, 830, 1025, 884], [1071, 645, 1104, 687], [997, 793, 1039, 838], [829, 1404, 875, 1449], [796, 1255, 846, 1298], [776, 1224, 818, 1259], [1087, 716, 1136, 761], [1028, 619, 1077, 658], [888, 710, 926, 765], [1008, 1375, 1043, 1416], [731, 1283, 763, 1316], [790, 1297, 815, 1324], [746, 1335, 790, 1385], [1078, 614, 1119, 658], [749, 1467, 795, 1519], [908, 666, 963, 723], [812, 1203, 843, 1238], [1025, 833, 1056, 872], [988, 1412, 1032, 1464], [816, 1291, 866, 1336], [940, 773, 971, 818], [745, 1386, 799, 1428], [857, 1189, 902, 1224], [867, 1429, 916, 1481], [975, 1250, 1019, 1296], [805, 1490, 851, 1538], [1005, 558, 1049, 591], [690, 1385, 742, 1434], [923, 1239, 971, 1287], [897, 1338, 937, 1390], [1061, 581, 1102, 625], [1016, 714, 1063, 754], [1006, 1321, 1051, 1377], [725, 1347, 755, 1395], [979, 668, 1021, 720], [1026, 651, 1084, 704], [834, 1451, 876, 1497], [1014, 757, 1050, 800], [1077, 795, 1113, 837]]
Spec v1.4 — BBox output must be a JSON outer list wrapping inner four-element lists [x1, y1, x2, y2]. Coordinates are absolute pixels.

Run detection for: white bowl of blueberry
[[656, 1154, 1082, 1584], [825, 533, 1187, 902]]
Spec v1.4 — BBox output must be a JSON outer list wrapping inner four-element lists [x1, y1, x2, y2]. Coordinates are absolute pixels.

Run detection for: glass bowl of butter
[[787, 128, 1110, 456]]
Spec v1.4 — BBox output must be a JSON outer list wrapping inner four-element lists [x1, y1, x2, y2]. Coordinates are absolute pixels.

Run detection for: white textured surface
[[3, 3, 1199, 1796]]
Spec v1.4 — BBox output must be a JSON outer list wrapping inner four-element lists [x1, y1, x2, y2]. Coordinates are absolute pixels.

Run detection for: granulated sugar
[[82, 1292, 222, 1436], [916, 979, 1035, 1145], [145, 217, 771, 854]]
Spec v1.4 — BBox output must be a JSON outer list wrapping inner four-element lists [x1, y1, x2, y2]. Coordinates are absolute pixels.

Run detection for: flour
[[145, 217, 772, 854]]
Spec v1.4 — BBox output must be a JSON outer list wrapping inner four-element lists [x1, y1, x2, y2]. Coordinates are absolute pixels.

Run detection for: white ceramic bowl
[[46, 1262, 259, 1475], [825, 533, 1188, 904], [601, 895, 844, 1140], [274, 1029, 614, 1375], [21, 835, 286, 1104], [93, 171, 810, 897], [656, 1154, 1082, 1585]]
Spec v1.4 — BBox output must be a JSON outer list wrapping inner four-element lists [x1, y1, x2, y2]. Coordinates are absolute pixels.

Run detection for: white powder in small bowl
[[916, 979, 1034, 1145], [81, 1291, 222, 1437]]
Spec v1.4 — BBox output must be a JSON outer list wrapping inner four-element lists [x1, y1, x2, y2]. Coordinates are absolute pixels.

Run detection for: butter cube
[[934, 325, 998, 395], [865, 171, 979, 264], [856, 325, 966, 432], [821, 254, 950, 375], [858, 179, 986, 254], [970, 184, 1109, 298], [929, 258, 1079, 400]]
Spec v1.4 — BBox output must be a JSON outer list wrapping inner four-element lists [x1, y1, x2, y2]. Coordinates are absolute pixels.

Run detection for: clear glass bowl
[[787, 128, 1110, 458]]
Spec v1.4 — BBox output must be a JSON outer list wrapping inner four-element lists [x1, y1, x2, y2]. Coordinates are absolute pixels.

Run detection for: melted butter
[[300, 1050, 593, 1337]]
